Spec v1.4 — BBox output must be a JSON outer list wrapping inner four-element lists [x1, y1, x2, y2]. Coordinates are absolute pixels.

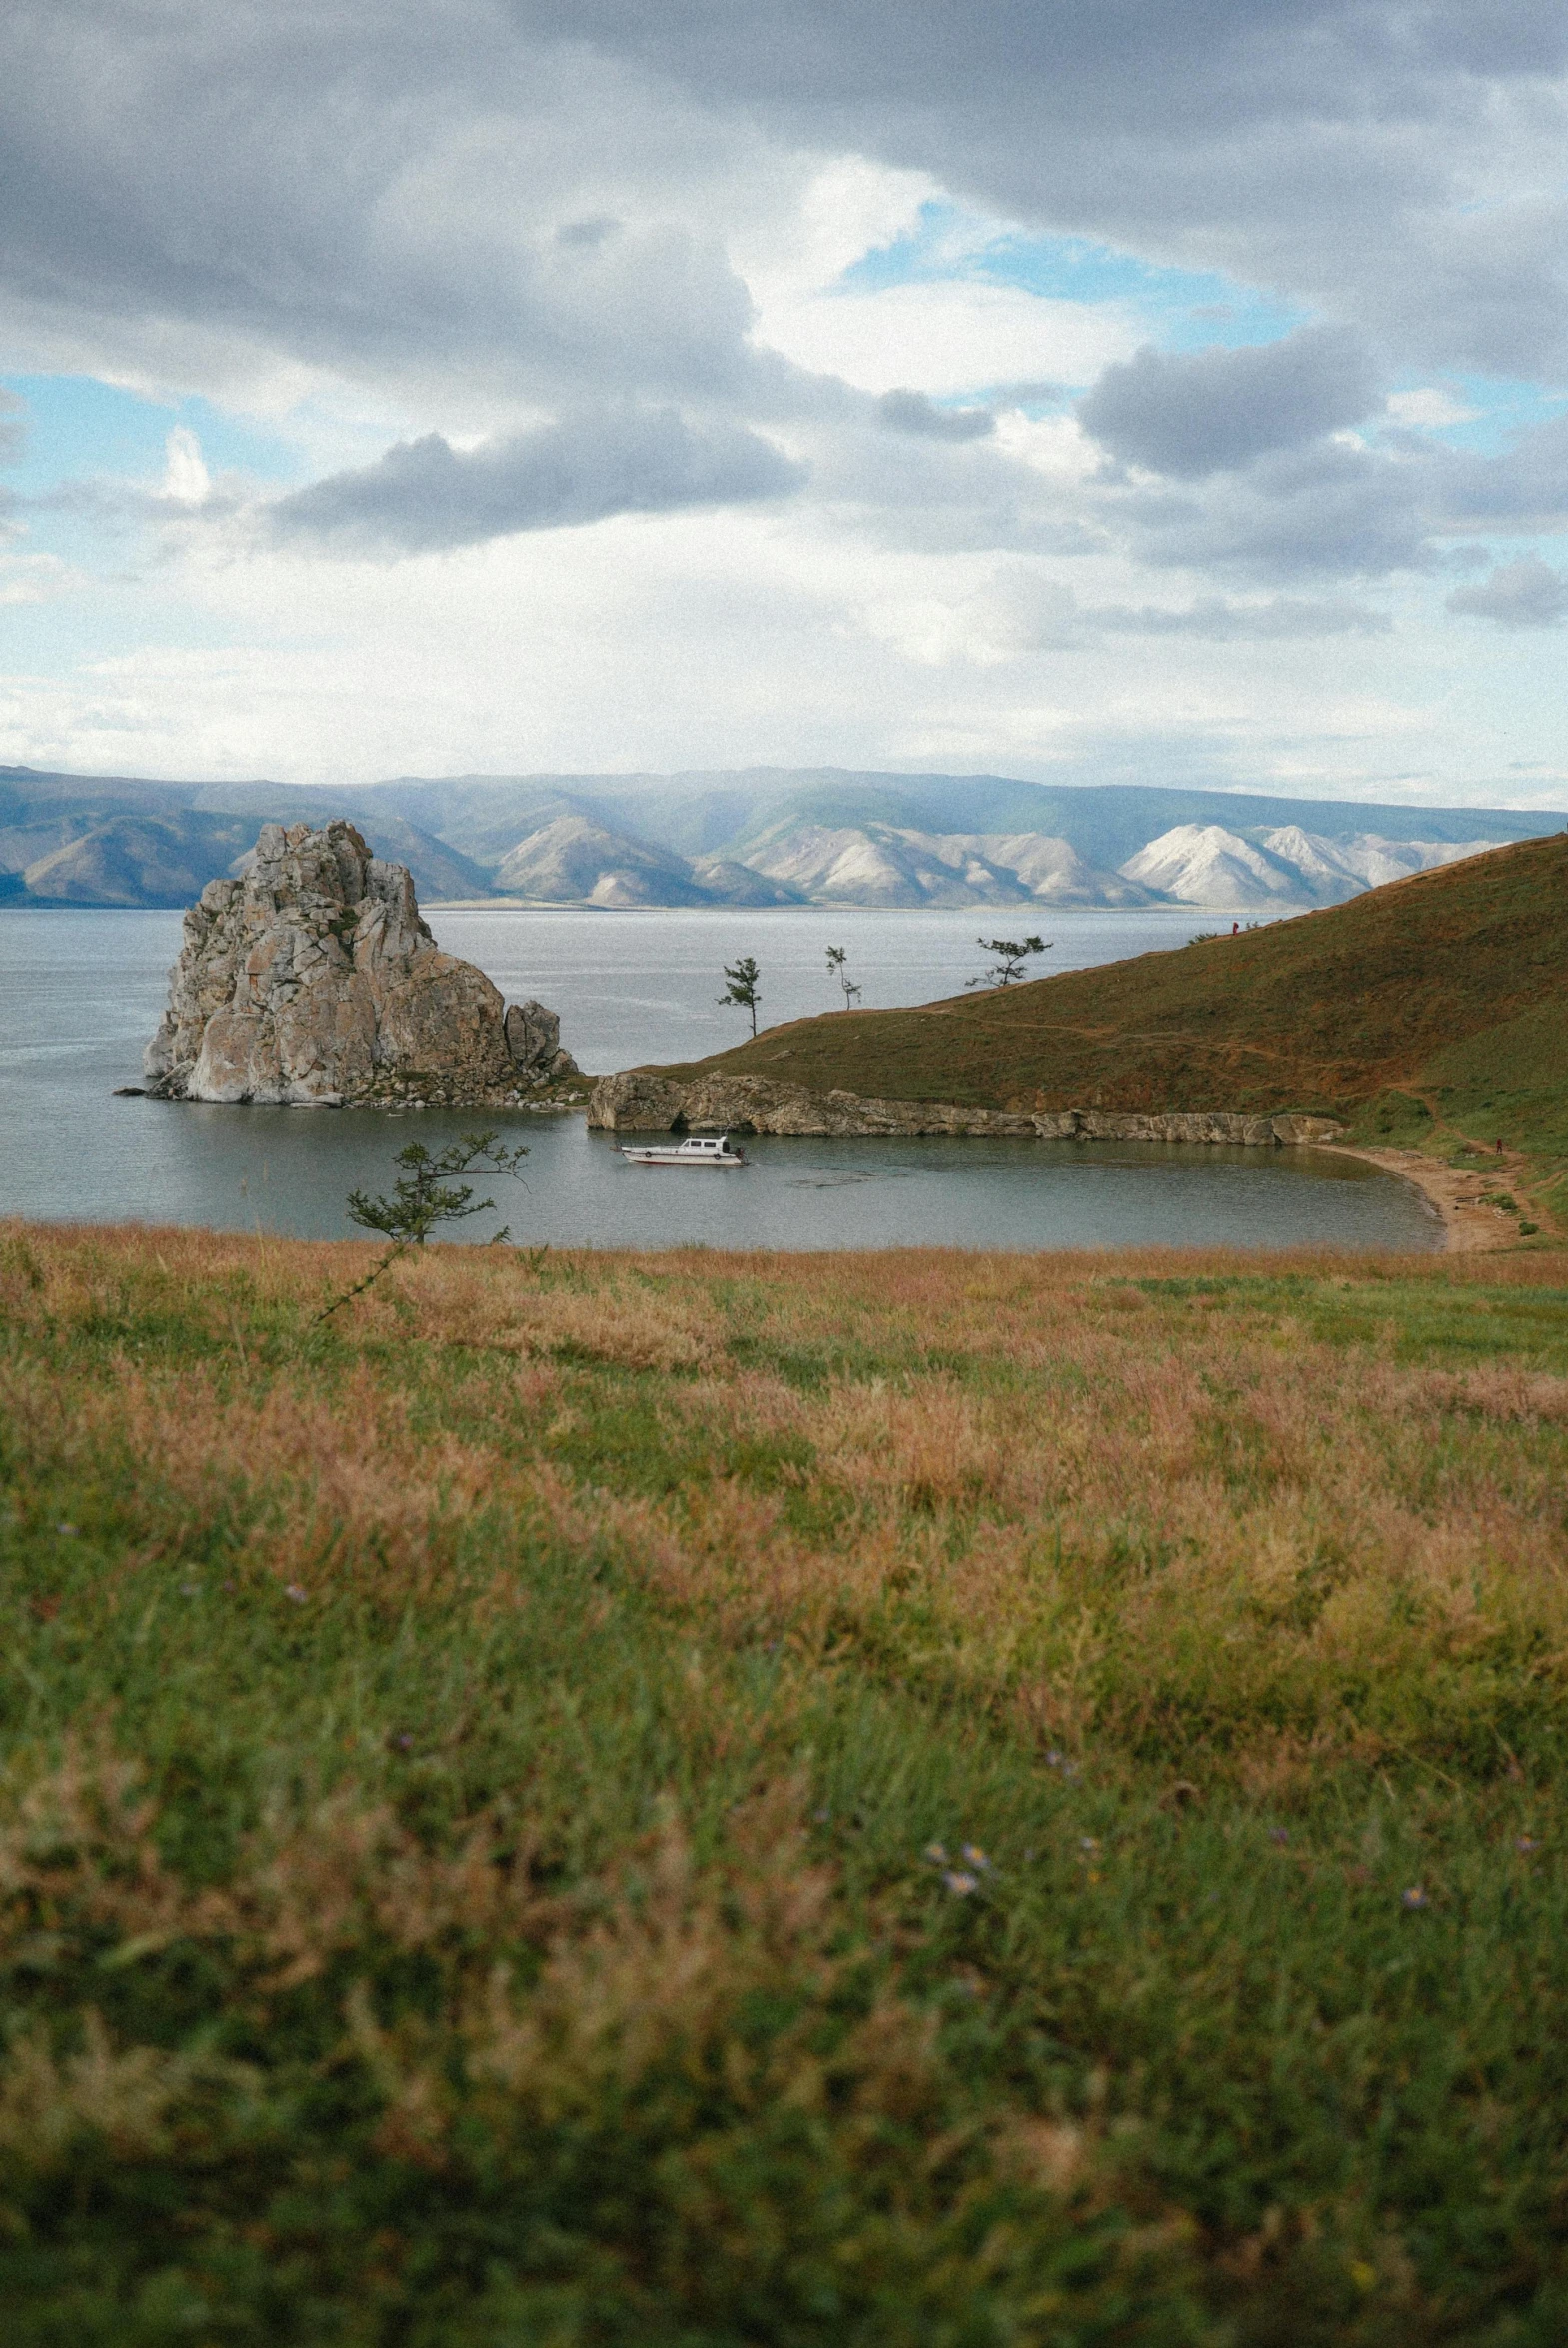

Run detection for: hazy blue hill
[[698, 771, 1553, 866], [19, 812, 258, 907], [0, 771, 497, 907], [373, 767, 1557, 876], [1, 761, 1561, 910], [313, 777, 593, 862]]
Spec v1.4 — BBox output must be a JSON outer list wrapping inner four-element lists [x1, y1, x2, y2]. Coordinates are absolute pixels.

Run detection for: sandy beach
[[1321, 1143, 1536, 1252]]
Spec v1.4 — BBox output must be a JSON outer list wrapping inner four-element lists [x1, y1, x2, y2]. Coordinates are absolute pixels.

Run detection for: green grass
[[6, 1225, 1568, 2342]]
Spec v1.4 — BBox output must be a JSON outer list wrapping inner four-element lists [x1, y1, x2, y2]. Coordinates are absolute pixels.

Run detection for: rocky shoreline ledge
[[587, 1069, 1344, 1148]]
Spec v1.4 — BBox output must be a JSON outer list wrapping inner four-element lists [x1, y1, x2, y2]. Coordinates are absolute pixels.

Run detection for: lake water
[[0, 904, 1440, 1253]]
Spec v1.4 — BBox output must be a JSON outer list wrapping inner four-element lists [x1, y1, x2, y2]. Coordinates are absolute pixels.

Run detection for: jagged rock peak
[[143, 819, 577, 1107]]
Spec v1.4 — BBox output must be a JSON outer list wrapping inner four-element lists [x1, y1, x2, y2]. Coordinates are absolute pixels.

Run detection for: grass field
[[648, 836, 1568, 1208], [5, 1219, 1568, 2342]]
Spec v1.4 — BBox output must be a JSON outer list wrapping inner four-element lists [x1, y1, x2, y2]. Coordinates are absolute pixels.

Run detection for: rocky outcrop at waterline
[[143, 819, 581, 1107], [587, 1069, 1344, 1146]]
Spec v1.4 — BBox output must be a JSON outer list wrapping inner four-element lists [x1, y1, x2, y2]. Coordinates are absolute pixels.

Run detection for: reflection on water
[[0, 906, 1440, 1253]]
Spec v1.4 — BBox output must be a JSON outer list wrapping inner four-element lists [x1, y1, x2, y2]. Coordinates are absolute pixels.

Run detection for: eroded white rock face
[[586, 1070, 1345, 1144], [144, 820, 541, 1105]]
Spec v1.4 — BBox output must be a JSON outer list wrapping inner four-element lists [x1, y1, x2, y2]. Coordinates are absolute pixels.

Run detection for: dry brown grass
[[0, 1734, 1143, 2298], [6, 1221, 1568, 2335], [6, 1221, 1568, 1776]]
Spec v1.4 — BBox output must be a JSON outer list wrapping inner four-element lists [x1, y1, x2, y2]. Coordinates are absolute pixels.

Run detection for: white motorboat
[[617, 1132, 749, 1168]]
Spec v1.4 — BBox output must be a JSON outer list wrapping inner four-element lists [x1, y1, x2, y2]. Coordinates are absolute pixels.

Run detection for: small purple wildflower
[[943, 1870, 979, 1896], [1401, 1886, 1429, 1910], [284, 1584, 307, 1605], [1516, 1836, 1540, 1854], [1268, 1827, 1290, 1845], [960, 1843, 993, 1873]]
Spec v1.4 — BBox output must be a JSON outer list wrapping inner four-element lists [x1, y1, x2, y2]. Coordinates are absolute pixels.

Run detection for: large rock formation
[[144, 819, 579, 1106], [587, 1069, 1343, 1147]]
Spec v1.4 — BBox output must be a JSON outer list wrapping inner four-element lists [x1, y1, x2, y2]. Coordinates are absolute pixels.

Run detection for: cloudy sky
[[2, 0, 1565, 806]]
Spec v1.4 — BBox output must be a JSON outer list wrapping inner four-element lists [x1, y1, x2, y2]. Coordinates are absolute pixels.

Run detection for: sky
[[1, 1, 1565, 809]]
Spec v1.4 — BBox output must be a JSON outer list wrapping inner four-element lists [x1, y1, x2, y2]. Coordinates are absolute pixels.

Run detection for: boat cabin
[[617, 1129, 749, 1168]]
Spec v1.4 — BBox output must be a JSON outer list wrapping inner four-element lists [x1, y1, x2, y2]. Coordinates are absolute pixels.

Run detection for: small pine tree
[[718, 954, 763, 1038], [967, 935, 1051, 989], [825, 946, 862, 1009], [316, 1130, 532, 1322], [345, 1130, 529, 1247]]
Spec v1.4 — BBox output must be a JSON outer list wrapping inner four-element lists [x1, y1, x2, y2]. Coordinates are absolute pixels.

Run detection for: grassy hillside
[[655, 834, 1568, 1141], [5, 1221, 1568, 2341]]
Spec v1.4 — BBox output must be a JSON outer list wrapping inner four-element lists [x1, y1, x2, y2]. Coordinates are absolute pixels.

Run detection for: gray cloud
[[0, 9, 788, 418], [1091, 402, 1568, 585], [2, 2, 1566, 628], [0, 389, 25, 465], [988, 382, 1065, 408], [1103, 594, 1390, 639], [522, 2, 1568, 377], [1431, 411, 1568, 537], [1447, 556, 1568, 626], [877, 389, 994, 441], [1078, 327, 1380, 478], [269, 407, 805, 555], [793, 368, 1568, 588], [1114, 439, 1435, 580], [1, 2, 1563, 432], [977, 571, 1391, 650]]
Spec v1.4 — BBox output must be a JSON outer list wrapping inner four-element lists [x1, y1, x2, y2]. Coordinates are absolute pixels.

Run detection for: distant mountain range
[[1, 764, 1560, 913]]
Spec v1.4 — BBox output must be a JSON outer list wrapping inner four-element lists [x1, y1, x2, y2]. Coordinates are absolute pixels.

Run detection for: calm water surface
[[0, 905, 1440, 1252]]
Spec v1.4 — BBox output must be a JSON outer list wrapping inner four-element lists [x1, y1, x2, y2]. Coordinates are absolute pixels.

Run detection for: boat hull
[[619, 1150, 747, 1168]]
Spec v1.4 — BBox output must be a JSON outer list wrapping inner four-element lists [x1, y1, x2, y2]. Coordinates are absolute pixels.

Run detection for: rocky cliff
[[586, 1070, 1343, 1146], [144, 819, 579, 1107]]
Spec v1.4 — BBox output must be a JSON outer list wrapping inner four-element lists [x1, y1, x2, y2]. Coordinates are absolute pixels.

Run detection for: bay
[[0, 904, 1440, 1252]]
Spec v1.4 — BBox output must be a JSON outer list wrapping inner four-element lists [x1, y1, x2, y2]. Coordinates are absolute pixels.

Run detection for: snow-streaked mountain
[[739, 823, 933, 906], [2, 761, 1554, 909], [1255, 828, 1494, 900], [688, 856, 804, 906], [493, 817, 804, 907], [494, 817, 711, 908], [490, 814, 1502, 913], [1119, 826, 1298, 907], [965, 832, 1153, 904], [739, 821, 1149, 908], [1120, 823, 1498, 908]]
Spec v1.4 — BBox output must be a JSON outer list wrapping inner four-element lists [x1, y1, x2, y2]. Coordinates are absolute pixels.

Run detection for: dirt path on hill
[[1317, 1144, 1531, 1252]]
